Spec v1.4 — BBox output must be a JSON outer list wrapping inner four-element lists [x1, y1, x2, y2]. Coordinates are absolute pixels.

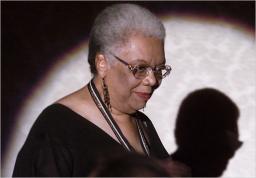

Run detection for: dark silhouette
[[171, 88, 243, 177], [89, 152, 171, 177], [160, 157, 192, 177]]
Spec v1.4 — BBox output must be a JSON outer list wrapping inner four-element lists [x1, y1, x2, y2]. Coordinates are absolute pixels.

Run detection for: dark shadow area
[[171, 88, 242, 177], [89, 152, 170, 177]]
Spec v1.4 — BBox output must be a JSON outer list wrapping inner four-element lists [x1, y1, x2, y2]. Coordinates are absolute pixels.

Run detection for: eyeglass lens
[[133, 66, 170, 79]]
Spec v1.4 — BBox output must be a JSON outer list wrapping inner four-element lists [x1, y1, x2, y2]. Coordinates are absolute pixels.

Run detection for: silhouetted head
[[172, 88, 242, 176]]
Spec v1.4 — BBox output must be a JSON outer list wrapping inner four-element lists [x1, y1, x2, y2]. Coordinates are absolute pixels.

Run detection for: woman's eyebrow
[[130, 59, 149, 65], [132, 58, 166, 65], [137, 59, 148, 63]]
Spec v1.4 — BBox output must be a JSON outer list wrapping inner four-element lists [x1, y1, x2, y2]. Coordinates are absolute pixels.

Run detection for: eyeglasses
[[110, 53, 172, 80]]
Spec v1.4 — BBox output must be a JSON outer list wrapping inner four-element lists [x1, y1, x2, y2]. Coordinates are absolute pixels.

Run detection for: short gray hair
[[88, 3, 166, 75]]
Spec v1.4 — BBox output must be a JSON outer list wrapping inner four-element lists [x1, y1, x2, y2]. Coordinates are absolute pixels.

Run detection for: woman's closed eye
[[136, 65, 148, 72]]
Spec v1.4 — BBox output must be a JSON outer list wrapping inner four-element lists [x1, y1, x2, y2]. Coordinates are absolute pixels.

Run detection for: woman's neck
[[93, 77, 136, 124]]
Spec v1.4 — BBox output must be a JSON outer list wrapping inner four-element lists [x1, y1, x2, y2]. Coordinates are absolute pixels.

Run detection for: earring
[[102, 78, 111, 111], [142, 104, 146, 112]]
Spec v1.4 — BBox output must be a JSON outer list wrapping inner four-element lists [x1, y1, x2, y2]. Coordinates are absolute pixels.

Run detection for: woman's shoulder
[[36, 103, 82, 125], [13, 104, 100, 177], [35, 86, 93, 129], [29, 103, 95, 140], [40, 103, 71, 115]]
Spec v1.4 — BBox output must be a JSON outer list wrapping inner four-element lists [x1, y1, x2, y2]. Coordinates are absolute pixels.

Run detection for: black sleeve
[[13, 104, 126, 177], [13, 106, 74, 177], [12, 128, 73, 177]]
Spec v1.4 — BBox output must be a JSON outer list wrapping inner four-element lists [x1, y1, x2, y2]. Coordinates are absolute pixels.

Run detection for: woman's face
[[105, 34, 166, 114]]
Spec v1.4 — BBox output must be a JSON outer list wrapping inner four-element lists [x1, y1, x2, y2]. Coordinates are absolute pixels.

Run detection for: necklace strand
[[88, 79, 150, 156]]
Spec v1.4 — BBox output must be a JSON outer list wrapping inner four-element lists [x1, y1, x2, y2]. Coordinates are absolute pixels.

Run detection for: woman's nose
[[144, 69, 157, 86]]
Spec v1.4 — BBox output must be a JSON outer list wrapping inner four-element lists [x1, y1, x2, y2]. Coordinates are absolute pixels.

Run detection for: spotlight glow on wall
[[2, 15, 255, 177]]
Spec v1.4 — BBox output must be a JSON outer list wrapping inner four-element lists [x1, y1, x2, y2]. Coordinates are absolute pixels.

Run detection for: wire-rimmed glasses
[[110, 53, 172, 80]]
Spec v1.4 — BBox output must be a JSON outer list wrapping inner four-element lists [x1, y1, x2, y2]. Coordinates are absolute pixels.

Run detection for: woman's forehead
[[117, 35, 165, 64]]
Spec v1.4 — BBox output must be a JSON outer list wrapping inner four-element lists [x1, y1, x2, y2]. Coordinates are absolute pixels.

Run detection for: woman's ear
[[95, 54, 108, 78]]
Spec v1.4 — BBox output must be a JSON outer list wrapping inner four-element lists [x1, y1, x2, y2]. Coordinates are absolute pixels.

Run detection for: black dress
[[13, 103, 168, 177]]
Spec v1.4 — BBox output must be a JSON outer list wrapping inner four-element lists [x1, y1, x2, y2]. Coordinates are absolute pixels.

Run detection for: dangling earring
[[142, 104, 146, 112], [102, 78, 111, 111]]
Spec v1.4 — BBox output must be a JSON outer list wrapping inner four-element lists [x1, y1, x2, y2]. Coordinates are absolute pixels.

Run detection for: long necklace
[[88, 79, 150, 156]]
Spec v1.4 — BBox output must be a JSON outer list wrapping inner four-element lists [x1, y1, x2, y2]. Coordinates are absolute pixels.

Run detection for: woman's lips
[[135, 92, 152, 101]]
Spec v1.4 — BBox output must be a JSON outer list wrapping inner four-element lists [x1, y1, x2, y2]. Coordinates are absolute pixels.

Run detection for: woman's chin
[[134, 102, 147, 112]]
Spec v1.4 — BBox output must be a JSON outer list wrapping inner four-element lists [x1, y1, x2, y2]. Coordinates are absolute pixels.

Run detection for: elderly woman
[[13, 3, 172, 176]]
